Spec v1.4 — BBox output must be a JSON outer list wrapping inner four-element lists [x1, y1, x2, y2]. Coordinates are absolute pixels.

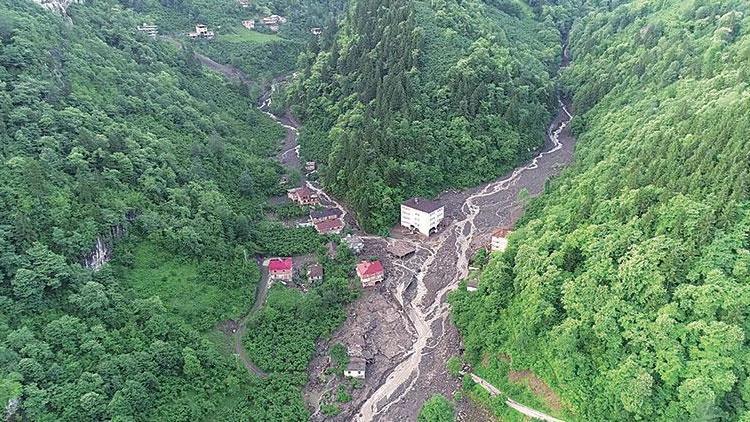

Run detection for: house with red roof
[[314, 218, 344, 235], [356, 260, 384, 287], [490, 228, 512, 252], [268, 257, 293, 281]]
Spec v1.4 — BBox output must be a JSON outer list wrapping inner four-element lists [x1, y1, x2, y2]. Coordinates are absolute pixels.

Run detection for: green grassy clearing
[[221, 29, 282, 43], [120, 242, 256, 331]]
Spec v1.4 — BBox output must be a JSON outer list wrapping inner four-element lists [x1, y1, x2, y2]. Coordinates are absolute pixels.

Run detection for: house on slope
[[242, 20, 255, 30], [268, 257, 293, 281], [188, 24, 214, 39], [287, 186, 319, 206], [310, 208, 343, 224], [314, 218, 344, 235], [401, 198, 444, 237], [307, 264, 323, 283], [490, 228, 512, 252], [356, 260, 384, 288], [344, 357, 366, 379], [137, 23, 158, 38]]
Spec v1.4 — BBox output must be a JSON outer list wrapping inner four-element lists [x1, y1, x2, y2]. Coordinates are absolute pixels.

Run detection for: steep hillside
[[288, 0, 561, 232], [452, 0, 750, 420], [0, 0, 354, 419]]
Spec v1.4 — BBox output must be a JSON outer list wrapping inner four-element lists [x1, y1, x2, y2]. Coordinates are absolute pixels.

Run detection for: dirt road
[[194, 39, 575, 420], [470, 373, 565, 422]]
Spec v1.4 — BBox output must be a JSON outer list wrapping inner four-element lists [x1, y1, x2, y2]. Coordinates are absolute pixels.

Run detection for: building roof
[[402, 197, 443, 213], [357, 260, 383, 278], [308, 264, 323, 278], [386, 241, 416, 258], [310, 208, 342, 220], [292, 186, 316, 198], [268, 257, 292, 271], [315, 218, 344, 233], [492, 228, 512, 238], [346, 357, 366, 372]]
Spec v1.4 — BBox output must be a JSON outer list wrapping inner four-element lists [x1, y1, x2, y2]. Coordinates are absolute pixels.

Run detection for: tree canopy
[[451, 0, 750, 420]]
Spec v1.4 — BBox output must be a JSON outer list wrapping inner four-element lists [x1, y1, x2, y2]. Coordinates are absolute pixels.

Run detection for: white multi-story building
[[400, 198, 444, 237]]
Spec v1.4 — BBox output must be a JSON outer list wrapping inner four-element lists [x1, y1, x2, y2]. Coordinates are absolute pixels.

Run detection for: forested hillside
[[0, 0, 353, 419], [116, 0, 345, 82], [452, 0, 750, 420], [288, 0, 561, 232]]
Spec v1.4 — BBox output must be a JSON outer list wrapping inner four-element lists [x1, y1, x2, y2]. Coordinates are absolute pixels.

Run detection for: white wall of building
[[401, 205, 444, 236]]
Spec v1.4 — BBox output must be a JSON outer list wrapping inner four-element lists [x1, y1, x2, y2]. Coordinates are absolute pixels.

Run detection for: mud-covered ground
[[304, 101, 576, 421]]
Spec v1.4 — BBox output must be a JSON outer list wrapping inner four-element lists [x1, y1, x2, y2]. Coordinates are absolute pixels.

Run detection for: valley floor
[[303, 101, 576, 421]]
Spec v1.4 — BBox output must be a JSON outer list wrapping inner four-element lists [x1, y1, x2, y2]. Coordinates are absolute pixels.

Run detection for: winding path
[[470, 373, 565, 422], [354, 99, 574, 421], [191, 38, 575, 421]]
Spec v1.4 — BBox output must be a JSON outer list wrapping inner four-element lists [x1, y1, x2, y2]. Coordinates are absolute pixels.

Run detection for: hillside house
[[189, 24, 214, 40], [242, 20, 255, 29], [387, 241, 416, 259], [262, 15, 287, 25], [311, 27, 323, 36], [401, 198, 444, 237], [307, 264, 323, 282], [268, 257, 293, 281], [491, 228, 511, 252], [357, 260, 384, 287], [262, 14, 287, 31], [237, 0, 249, 7], [314, 218, 344, 235], [344, 357, 366, 379], [137, 23, 158, 37], [305, 161, 316, 171], [467, 278, 478, 292], [310, 208, 342, 224], [287, 186, 319, 206]]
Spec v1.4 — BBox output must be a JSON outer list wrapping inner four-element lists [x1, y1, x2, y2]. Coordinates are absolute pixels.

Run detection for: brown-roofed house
[[344, 357, 366, 379], [307, 264, 323, 282], [387, 241, 416, 259], [314, 218, 344, 235], [287, 186, 320, 206], [491, 228, 512, 252], [310, 208, 342, 224]]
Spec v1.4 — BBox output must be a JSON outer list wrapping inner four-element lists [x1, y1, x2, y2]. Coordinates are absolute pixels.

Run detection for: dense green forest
[[0, 0, 355, 419], [452, 0, 750, 420], [288, 0, 562, 232]]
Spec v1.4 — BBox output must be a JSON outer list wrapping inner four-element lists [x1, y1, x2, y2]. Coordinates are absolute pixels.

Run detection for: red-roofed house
[[491, 228, 512, 252], [356, 260, 384, 287], [287, 186, 320, 206], [268, 257, 293, 281], [314, 218, 344, 235]]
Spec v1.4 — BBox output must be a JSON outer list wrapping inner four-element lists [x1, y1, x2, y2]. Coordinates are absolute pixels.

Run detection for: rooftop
[[268, 257, 292, 271], [387, 241, 416, 258], [310, 208, 342, 220], [308, 264, 323, 278], [357, 260, 383, 277], [315, 218, 344, 233], [402, 197, 443, 213], [493, 228, 512, 238], [347, 357, 366, 372]]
